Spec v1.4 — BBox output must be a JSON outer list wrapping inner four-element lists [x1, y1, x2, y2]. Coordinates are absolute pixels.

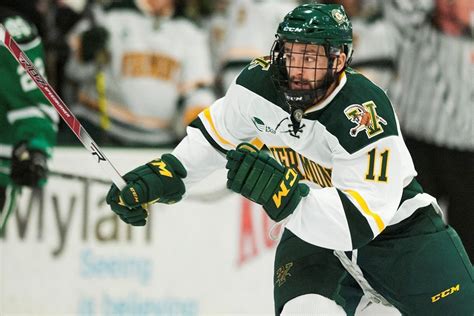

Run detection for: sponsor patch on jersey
[[251, 117, 289, 134], [344, 101, 387, 138], [251, 116, 277, 134], [252, 117, 265, 132]]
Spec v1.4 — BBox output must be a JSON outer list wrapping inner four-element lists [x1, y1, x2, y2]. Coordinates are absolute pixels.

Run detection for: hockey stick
[[0, 24, 126, 190], [1, 163, 231, 202], [0, 164, 110, 185]]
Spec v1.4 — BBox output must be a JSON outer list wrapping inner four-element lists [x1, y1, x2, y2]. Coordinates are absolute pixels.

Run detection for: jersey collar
[[303, 71, 347, 114]]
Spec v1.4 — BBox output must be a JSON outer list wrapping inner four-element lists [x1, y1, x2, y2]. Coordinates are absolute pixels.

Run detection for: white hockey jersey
[[218, 0, 298, 89], [66, 5, 215, 145], [173, 59, 439, 251]]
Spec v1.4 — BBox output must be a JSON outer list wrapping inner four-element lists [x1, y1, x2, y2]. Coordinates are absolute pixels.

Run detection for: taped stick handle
[[0, 24, 126, 189]]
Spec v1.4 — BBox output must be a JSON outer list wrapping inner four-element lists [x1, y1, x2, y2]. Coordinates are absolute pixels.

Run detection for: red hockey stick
[[0, 24, 126, 189]]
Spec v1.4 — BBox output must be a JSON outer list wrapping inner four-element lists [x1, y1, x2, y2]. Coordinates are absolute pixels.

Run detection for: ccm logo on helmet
[[283, 26, 303, 32]]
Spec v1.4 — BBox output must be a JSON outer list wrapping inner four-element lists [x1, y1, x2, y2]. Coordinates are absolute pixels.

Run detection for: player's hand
[[10, 141, 48, 187], [106, 154, 187, 226], [226, 143, 309, 222], [79, 26, 109, 62]]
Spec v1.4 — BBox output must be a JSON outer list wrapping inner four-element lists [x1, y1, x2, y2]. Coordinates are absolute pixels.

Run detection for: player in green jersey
[[106, 3, 473, 315], [0, 6, 58, 229]]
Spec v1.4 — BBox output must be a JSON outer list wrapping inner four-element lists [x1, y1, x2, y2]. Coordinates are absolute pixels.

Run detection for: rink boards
[[0, 147, 277, 315]]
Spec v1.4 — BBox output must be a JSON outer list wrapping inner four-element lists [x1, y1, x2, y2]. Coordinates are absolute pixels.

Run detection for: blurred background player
[[216, 0, 298, 93], [321, 0, 398, 90], [0, 0, 58, 231], [64, 0, 215, 147], [385, 0, 474, 261]]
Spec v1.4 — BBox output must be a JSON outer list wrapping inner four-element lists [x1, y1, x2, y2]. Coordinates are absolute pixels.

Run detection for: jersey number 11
[[366, 148, 389, 182]]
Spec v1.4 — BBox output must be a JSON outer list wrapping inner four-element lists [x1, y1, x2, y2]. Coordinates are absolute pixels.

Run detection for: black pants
[[405, 136, 474, 262]]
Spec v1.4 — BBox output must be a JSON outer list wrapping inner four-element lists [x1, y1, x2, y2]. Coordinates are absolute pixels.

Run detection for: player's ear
[[335, 53, 347, 72]]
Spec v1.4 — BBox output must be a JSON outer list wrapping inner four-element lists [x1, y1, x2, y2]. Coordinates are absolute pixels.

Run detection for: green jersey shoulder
[[236, 56, 287, 111], [309, 68, 399, 154]]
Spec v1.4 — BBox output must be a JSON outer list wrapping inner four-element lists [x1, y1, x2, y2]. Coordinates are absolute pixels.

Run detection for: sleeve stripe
[[189, 117, 228, 155], [18, 37, 41, 50], [39, 103, 60, 123], [7, 107, 45, 124], [203, 108, 235, 147], [344, 189, 385, 232]]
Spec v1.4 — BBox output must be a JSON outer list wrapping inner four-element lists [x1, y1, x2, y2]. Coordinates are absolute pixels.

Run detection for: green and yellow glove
[[226, 143, 309, 222], [106, 153, 187, 226]]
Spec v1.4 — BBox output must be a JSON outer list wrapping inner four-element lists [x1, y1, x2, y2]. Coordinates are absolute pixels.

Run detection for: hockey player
[[0, 5, 58, 228], [106, 4, 473, 315], [65, 0, 215, 147], [217, 0, 298, 91]]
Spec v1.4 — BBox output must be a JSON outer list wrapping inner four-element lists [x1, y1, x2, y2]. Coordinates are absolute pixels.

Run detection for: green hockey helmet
[[270, 4, 353, 135], [276, 3, 353, 57]]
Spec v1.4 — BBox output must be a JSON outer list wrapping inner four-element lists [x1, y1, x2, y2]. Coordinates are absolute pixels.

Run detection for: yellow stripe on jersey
[[250, 137, 264, 150], [344, 190, 385, 232], [203, 108, 235, 147]]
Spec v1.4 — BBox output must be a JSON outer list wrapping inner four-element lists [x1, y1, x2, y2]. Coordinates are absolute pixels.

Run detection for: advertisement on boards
[[0, 148, 280, 315]]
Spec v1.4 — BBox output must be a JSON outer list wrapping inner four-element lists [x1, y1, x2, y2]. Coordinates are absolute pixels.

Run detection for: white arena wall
[[0, 147, 278, 315]]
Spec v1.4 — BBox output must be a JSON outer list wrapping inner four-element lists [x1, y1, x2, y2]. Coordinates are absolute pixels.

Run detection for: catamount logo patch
[[275, 262, 293, 287], [344, 101, 387, 138], [331, 9, 348, 25]]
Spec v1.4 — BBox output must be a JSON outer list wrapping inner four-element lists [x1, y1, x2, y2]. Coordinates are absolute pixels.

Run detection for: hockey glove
[[10, 141, 48, 187], [106, 154, 187, 226], [226, 143, 309, 222]]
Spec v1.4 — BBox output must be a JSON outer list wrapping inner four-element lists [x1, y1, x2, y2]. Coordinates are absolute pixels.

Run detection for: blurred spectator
[[0, 2, 58, 230], [216, 0, 298, 92], [65, 0, 215, 147], [204, 0, 230, 74], [47, 0, 89, 99], [385, 0, 474, 261]]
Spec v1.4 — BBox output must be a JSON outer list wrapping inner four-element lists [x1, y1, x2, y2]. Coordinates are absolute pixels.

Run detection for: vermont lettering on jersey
[[269, 147, 332, 188], [121, 52, 180, 80]]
